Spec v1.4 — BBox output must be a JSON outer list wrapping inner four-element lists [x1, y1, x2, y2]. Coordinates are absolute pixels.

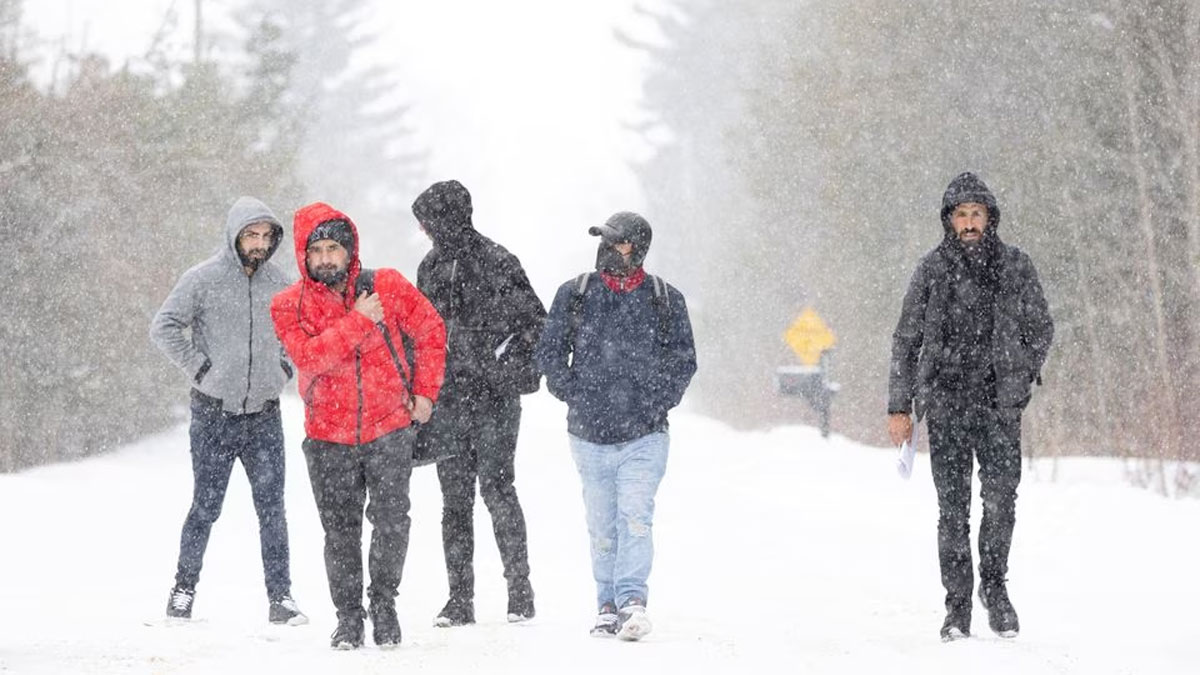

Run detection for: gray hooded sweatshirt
[[150, 197, 293, 414]]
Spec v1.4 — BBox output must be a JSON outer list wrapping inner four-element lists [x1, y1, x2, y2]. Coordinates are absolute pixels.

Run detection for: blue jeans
[[569, 432, 669, 610], [176, 390, 291, 599]]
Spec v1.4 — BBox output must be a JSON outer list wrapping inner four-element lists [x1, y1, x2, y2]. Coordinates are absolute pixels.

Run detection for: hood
[[224, 196, 283, 265], [412, 180, 475, 250], [940, 172, 1000, 236], [292, 201, 362, 293]]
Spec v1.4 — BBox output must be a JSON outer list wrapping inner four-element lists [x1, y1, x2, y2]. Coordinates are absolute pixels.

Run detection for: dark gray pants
[[927, 402, 1022, 610], [302, 427, 415, 618], [175, 391, 290, 599], [422, 394, 530, 603]]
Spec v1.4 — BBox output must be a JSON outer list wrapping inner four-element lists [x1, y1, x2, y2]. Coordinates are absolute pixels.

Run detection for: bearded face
[[237, 221, 276, 271], [306, 240, 351, 287], [950, 202, 988, 248]]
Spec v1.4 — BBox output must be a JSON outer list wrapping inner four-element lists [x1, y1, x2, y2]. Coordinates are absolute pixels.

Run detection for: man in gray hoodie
[[151, 196, 307, 625]]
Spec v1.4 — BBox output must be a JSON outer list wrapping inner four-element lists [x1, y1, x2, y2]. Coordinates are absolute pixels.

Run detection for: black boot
[[369, 600, 402, 649], [330, 610, 365, 650], [979, 582, 1019, 638], [434, 597, 475, 627], [939, 598, 971, 642], [506, 577, 535, 623]]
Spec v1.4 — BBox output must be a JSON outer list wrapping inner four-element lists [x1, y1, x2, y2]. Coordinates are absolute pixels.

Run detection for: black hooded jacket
[[414, 181, 546, 400], [888, 173, 1054, 418]]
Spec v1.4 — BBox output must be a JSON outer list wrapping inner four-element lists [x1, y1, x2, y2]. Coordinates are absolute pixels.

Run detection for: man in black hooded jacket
[[887, 172, 1053, 642], [412, 180, 546, 627]]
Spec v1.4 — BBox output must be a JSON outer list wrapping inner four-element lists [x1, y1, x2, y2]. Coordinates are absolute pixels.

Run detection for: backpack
[[567, 272, 672, 356]]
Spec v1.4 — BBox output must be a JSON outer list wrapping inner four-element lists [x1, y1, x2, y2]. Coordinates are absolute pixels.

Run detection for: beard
[[957, 229, 983, 247], [309, 263, 349, 286], [238, 247, 268, 270]]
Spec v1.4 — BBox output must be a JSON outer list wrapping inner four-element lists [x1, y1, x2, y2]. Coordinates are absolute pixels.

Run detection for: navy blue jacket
[[536, 272, 697, 444]]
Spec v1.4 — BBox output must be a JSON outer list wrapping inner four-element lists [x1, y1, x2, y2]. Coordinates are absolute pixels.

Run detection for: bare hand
[[887, 413, 913, 447], [354, 292, 384, 323], [409, 395, 433, 424]]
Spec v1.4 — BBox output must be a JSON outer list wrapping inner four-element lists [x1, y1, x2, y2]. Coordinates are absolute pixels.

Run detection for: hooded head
[[412, 180, 475, 250], [940, 172, 1000, 237], [292, 202, 361, 293], [224, 196, 283, 271], [590, 211, 652, 275]]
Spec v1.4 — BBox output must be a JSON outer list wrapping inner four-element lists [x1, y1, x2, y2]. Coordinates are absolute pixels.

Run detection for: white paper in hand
[[896, 423, 918, 480], [494, 333, 515, 359]]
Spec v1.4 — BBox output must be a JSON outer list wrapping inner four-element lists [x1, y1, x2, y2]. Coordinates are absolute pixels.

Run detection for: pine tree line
[[0, 0, 420, 471], [631, 0, 1200, 494]]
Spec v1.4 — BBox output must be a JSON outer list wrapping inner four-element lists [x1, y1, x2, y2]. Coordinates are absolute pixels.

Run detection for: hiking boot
[[507, 577, 535, 623], [330, 612, 365, 650], [166, 586, 195, 620], [433, 598, 475, 627], [979, 583, 1019, 638], [268, 595, 309, 626], [589, 602, 619, 637], [369, 601, 402, 649], [940, 600, 971, 642], [616, 598, 652, 641]]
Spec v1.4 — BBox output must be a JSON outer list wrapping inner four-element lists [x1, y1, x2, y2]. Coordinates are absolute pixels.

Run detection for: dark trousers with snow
[[175, 390, 291, 599], [927, 400, 1022, 610], [423, 393, 530, 603], [302, 427, 415, 618]]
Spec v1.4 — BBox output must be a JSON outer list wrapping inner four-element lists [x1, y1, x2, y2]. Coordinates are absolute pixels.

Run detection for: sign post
[[777, 308, 838, 437]]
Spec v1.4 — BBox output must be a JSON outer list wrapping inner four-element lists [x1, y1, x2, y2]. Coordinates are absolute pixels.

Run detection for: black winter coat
[[417, 231, 546, 401], [888, 237, 1053, 419]]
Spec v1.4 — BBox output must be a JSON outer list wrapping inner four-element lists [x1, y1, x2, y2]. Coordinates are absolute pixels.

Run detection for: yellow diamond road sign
[[784, 308, 836, 366]]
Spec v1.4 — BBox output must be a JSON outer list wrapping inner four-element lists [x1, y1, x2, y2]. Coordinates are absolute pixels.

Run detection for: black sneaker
[[940, 601, 971, 642], [616, 598, 652, 641], [268, 595, 309, 626], [507, 577, 535, 623], [433, 598, 475, 628], [979, 583, 1019, 638], [370, 601, 402, 649], [330, 612, 365, 650], [590, 603, 619, 637], [166, 586, 195, 620]]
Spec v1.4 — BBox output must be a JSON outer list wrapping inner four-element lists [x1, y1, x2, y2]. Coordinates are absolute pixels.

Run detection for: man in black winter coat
[[412, 180, 546, 627], [887, 172, 1053, 642]]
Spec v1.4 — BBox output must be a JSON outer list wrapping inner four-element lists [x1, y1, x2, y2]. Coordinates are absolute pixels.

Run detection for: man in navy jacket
[[536, 212, 697, 641]]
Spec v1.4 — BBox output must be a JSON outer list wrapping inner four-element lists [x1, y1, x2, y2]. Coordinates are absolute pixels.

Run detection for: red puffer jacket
[[271, 202, 446, 445]]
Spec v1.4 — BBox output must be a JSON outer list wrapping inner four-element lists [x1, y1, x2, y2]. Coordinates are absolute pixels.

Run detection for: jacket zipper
[[355, 347, 364, 446], [242, 277, 254, 414]]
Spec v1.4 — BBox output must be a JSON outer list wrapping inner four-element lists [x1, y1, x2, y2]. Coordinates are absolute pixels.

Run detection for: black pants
[[422, 394, 530, 602], [176, 391, 290, 599], [927, 402, 1022, 609], [302, 427, 415, 617]]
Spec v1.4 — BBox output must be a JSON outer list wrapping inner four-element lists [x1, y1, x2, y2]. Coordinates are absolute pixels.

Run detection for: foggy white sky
[[20, 0, 662, 292]]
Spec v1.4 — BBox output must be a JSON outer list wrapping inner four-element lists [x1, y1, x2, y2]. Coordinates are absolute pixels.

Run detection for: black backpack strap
[[357, 268, 415, 405], [567, 272, 591, 355], [354, 268, 376, 296], [650, 275, 672, 348]]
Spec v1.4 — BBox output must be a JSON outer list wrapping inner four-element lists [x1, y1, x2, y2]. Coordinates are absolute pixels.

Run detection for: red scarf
[[600, 267, 646, 293]]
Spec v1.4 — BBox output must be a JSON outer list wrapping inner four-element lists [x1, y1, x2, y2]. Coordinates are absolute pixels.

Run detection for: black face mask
[[596, 244, 635, 276]]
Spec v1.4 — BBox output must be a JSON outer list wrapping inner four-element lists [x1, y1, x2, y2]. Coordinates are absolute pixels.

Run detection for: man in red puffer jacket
[[271, 202, 446, 650]]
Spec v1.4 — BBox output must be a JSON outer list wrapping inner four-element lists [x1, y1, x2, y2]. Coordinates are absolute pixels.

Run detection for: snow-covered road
[[1, 393, 1196, 674]]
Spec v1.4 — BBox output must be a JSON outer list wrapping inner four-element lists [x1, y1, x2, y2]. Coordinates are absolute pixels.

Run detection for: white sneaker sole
[[617, 613, 652, 641]]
